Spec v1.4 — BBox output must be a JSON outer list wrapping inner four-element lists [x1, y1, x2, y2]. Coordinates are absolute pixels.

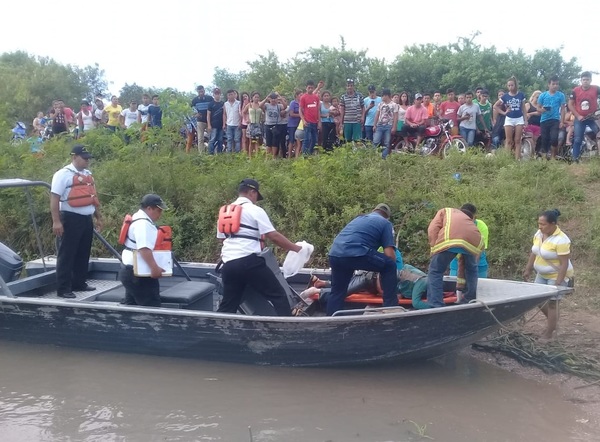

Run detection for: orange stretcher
[[306, 292, 458, 306], [345, 292, 458, 305]]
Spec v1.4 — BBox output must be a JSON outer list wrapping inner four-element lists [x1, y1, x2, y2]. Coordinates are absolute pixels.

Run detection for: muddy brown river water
[[0, 340, 595, 441]]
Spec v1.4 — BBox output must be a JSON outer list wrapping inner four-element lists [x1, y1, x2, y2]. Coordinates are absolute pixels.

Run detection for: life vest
[[63, 169, 100, 207], [217, 203, 263, 243], [118, 214, 172, 250]]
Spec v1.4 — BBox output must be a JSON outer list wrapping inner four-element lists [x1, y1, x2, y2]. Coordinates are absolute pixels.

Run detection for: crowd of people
[[28, 71, 598, 163], [32, 94, 163, 141], [186, 71, 599, 162]]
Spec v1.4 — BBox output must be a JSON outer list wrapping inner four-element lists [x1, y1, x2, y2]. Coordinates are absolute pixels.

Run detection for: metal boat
[[0, 179, 568, 366]]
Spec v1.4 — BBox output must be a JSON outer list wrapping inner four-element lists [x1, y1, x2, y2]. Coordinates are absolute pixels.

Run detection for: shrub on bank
[[0, 134, 586, 279]]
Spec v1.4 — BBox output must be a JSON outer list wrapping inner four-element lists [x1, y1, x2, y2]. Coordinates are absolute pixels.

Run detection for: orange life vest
[[217, 203, 265, 247], [118, 214, 172, 250], [63, 169, 100, 207]]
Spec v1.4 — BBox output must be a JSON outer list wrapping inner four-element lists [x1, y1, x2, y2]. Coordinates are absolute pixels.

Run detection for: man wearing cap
[[190, 85, 214, 153], [216, 179, 302, 316], [363, 85, 382, 142], [399, 94, 429, 147], [339, 79, 365, 142], [50, 145, 103, 298], [119, 194, 168, 307], [326, 204, 398, 315]]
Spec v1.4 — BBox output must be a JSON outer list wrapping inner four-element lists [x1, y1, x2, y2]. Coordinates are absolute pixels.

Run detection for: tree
[[0, 51, 108, 131]]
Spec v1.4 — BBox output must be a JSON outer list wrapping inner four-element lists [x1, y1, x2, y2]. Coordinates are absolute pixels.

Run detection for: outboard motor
[[0, 242, 23, 283]]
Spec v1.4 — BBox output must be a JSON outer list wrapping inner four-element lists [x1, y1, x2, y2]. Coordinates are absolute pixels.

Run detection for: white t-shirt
[[224, 100, 241, 126], [457, 103, 481, 130], [121, 108, 139, 128], [138, 104, 150, 124], [50, 165, 96, 215], [217, 197, 275, 263], [122, 209, 158, 266], [79, 110, 94, 131]]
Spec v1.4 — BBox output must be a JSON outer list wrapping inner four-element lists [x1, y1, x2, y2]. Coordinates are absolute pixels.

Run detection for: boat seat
[[95, 281, 216, 311], [159, 281, 215, 310]]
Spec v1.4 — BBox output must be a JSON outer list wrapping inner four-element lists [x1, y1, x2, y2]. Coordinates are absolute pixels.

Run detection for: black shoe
[[58, 292, 77, 299], [73, 285, 96, 292]]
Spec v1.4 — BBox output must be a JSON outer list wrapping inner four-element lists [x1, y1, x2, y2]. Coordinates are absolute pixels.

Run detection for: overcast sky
[[2, 1, 597, 95]]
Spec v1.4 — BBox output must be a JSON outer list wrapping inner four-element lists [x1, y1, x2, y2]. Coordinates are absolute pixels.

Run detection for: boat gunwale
[[0, 287, 562, 324]]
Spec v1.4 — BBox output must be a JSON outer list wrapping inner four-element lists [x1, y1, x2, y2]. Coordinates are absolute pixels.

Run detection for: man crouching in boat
[[326, 203, 397, 315], [427, 205, 484, 307], [216, 179, 302, 316], [119, 194, 168, 306]]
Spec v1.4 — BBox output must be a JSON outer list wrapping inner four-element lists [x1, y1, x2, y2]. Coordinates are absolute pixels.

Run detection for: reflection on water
[[0, 340, 592, 441]]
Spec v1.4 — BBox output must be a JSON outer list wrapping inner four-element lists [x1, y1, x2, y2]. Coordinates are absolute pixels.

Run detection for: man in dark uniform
[[327, 203, 397, 315]]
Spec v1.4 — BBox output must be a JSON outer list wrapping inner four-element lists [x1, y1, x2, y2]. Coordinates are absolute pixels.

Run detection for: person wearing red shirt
[[439, 88, 461, 135], [569, 71, 600, 161], [299, 80, 321, 155]]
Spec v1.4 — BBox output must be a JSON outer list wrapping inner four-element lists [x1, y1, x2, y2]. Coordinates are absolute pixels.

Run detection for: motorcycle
[[10, 122, 27, 145], [556, 109, 600, 162], [389, 119, 467, 158]]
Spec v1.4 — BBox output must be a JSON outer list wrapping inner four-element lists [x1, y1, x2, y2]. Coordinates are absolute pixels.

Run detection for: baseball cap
[[141, 194, 168, 210], [239, 178, 263, 200], [213, 87, 221, 94], [374, 203, 391, 218], [481, 89, 489, 96], [70, 144, 92, 159], [368, 84, 376, 91], [414, 93, 423, 100], [196, 85, 204, 90]]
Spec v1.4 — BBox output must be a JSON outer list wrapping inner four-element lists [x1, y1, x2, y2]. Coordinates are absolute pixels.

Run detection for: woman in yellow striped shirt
[[523, 209, 573, 339]]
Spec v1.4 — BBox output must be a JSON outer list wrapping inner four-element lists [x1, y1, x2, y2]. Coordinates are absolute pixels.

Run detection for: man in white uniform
[[217, 179, 301, 315], [119, 194, 168, 306]]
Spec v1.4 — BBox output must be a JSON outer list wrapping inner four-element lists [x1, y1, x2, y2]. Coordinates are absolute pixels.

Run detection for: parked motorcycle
[[389, 119, 467, 158]]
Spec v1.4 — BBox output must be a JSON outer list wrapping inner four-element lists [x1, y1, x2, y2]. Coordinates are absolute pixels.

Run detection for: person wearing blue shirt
[[327, 203, 397, 315], [363, 85, 382, 142], [537, 76, 566, 160]]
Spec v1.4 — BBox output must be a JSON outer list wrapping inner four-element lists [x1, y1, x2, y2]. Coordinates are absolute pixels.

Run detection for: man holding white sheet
[[119, 194, 168, 306]]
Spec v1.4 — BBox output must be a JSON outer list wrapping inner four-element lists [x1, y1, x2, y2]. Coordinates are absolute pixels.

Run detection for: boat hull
[[0, 293, 548, 366]]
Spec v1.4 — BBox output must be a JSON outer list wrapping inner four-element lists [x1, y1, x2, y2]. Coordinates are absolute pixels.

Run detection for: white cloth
[[217, 197, 275, 263], [282, 241, 314, 278], [137, 104, 150, 124], [50, 164, 96, 215], [224, 100, 241, 126], [121, 108, 139, 128], [122, 209, 158, 266]]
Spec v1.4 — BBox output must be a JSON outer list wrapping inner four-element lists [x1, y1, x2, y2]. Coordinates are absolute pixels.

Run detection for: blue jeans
[[302, 122, 318, 155], [459, 127, 476, 146], [427, 250, 478, 307], [573, 118, 599, 160], [226, 125, 241, 153], [364, 125, 374, 141], [209, 127, 224, 154], [327, 251, 397, 316], [374, 124, 392, 151]]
